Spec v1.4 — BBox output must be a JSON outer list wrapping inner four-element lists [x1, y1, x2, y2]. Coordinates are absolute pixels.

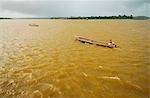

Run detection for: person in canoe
[[108, 40, 117, 47], [108, 40, 114, 45]]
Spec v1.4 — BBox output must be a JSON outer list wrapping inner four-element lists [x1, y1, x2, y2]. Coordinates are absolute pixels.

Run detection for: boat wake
[[99, 76, 121, 81]]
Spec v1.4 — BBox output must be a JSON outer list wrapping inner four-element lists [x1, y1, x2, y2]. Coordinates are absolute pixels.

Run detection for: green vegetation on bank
[[0, 17, 12, 19], [0, 15, 150, 20], [51, 15, 133, 19]]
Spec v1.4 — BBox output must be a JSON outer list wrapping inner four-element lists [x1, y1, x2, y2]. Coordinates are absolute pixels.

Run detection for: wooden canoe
[[29, 24, 39, 27], [75, 36, 117, 48]]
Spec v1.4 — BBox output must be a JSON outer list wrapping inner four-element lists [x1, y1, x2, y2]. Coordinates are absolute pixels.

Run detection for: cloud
[[0, 1, 80, 17], [0, 0, 149, 18], [0, 9, 36, 18], [123, 0, 150, 8]]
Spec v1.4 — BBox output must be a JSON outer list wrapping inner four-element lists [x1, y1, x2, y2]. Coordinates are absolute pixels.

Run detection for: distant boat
[[75, 36, 117, 48], [29, 24, 39, 27]]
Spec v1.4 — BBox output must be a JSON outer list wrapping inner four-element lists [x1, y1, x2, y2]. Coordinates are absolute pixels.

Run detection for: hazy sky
[[0, 0, 149, 18]]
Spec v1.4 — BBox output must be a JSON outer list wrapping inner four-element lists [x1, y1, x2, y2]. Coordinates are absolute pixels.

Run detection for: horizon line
[[0, 15, 150, 19]]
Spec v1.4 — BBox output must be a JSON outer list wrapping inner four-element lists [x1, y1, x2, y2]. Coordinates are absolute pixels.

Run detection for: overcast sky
[[0, 0, 149, 18]]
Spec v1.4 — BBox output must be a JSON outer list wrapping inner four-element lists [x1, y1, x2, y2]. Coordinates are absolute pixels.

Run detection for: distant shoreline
[[0, 15, 149, 20]]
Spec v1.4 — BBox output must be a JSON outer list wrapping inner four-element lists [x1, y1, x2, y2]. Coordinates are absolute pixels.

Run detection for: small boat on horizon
[[75, 36, 117, 48], [29, 24, 39, 27]]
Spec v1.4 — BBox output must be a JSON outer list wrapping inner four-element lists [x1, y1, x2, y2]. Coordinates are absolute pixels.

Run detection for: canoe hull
[[75, 36, 117, 48]]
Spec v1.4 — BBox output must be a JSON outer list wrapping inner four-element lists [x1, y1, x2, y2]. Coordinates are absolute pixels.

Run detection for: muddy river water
[[0, 19, 149, 98]]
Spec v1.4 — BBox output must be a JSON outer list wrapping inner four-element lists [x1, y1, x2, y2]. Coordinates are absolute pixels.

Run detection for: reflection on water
[[0, 19, 149, 98]]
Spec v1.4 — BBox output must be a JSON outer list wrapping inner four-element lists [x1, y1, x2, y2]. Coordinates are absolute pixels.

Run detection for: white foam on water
[[98, 66, 103, 69], [32, 90, 43, 98], [82, 72, 88, 77], [100, 76, 121, 81]]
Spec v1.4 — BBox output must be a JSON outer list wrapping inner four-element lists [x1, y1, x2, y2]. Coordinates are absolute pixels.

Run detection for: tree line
[[3, 15, 149, 20], [0, 17, 12, 19], [51, 15, 133, 19]]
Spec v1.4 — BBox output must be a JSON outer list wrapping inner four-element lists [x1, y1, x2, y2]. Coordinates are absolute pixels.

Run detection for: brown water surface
[[0, 19, 149, 98]]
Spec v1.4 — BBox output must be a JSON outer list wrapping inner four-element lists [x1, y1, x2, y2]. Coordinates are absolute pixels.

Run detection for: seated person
[[108, 40, 114, 45]]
